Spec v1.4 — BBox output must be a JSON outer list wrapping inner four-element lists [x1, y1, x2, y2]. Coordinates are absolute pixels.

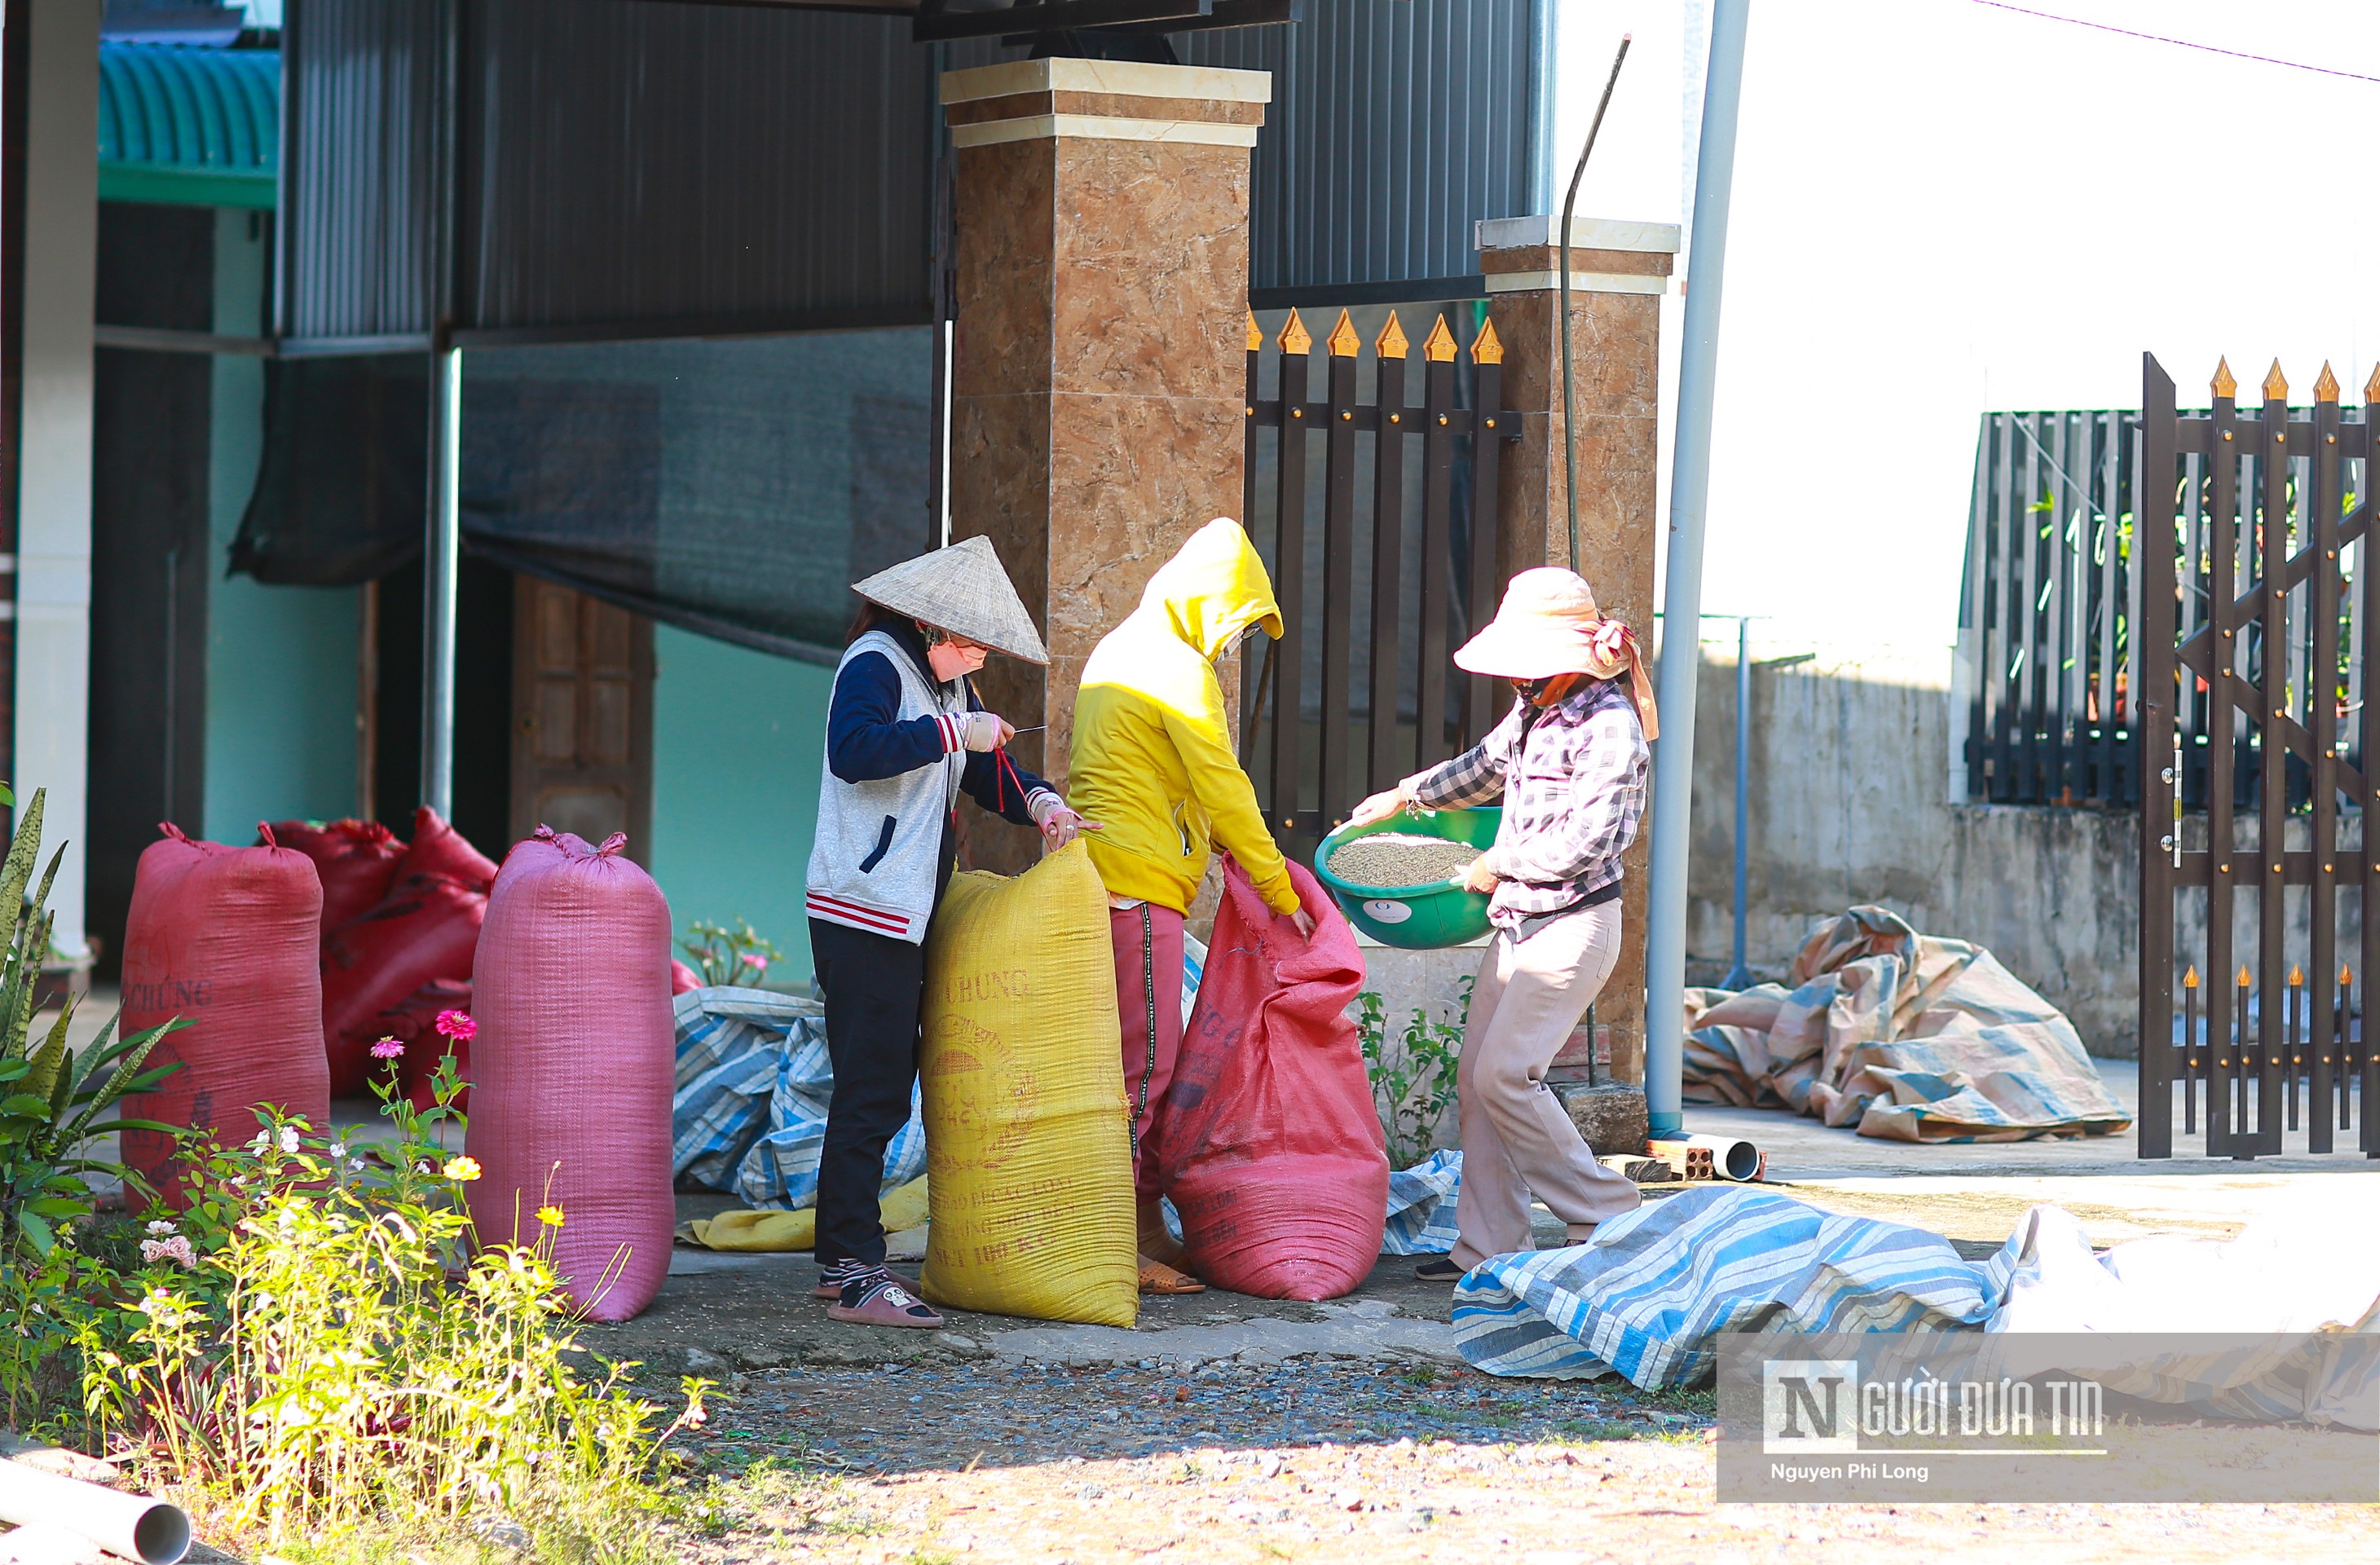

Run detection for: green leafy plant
[[82, 1065, 709, 1563], [0, 786, 183, 1258], [1356, 975, 1471, 1167], [679, 915, 784, 989]]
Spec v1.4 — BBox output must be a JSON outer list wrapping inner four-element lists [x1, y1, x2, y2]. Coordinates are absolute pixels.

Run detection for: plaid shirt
[[1402, 677, 1649, 930]]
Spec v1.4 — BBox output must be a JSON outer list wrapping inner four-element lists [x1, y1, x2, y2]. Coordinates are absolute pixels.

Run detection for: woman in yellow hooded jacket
[[1069, 518, 1316, 1291]]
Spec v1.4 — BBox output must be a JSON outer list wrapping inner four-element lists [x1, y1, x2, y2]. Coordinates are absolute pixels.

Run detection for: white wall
[[12, 0, 100, 954]]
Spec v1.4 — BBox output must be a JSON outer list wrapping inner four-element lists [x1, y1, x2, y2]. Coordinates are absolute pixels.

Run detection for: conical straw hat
[[850, 535, 1049, 664]]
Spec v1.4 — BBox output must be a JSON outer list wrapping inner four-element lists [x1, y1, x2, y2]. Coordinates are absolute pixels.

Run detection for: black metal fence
[[1240, 305, 1518, 857], [1959, 409, 2142, 805], [2136, 353, 2379, 1160]]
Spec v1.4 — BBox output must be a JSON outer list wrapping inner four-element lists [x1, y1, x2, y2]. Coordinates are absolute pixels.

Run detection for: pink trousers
[[1111, 903, 1185, 1201]]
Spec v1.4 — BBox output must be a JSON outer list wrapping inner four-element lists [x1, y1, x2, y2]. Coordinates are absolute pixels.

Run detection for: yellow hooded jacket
[[1070, 519, 1301, 917]]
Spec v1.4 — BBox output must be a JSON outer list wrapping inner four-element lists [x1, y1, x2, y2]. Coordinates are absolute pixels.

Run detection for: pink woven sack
[[465, 827, 674, 1321], [1159, 856, 1387, 1299], [120, 823, 327, 1208]]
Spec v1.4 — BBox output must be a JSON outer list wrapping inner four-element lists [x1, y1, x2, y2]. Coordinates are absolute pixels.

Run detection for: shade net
[[231, 331, 937, 663]]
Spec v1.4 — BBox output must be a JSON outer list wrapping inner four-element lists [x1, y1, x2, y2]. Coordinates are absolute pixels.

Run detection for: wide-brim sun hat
[[851, 535, 1049, 664], [1453, 567, 1659, 737]]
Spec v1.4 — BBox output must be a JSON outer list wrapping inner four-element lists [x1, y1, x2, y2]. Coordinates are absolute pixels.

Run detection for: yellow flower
[[536, 1205, 564, 1228], [443, 1156, 483, 1182]]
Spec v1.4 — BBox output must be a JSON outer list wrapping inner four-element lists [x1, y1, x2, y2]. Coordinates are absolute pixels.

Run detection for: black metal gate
[[2138, 351, 2379, 1158], [1240, 305, 1518, 859]]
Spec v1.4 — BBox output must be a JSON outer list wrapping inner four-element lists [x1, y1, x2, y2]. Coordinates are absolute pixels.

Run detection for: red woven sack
[[398, 804, 499, 893], [320, 809, 493, 1096], [262, 818, 404, 932], [1159, 855, 1386, 1299], [466, 828, 675, 1322], [120, 824, 327, 1207]]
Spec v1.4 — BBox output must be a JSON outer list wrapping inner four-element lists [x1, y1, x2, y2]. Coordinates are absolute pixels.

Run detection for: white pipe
[[0, 1458, 189, 1565], [1686, 1131, 1762, 1183], [1645, 0, 1752, 1140], [422, 344, 463, 818]]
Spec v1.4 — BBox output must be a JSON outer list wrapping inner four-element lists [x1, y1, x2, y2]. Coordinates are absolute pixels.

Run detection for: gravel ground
[[670, 1360, 2375, 1564]]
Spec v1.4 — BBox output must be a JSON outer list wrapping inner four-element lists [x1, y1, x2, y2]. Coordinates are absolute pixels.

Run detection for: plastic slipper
[[1413, 1257, 1464, 1281], [1138, 1257, 1207, 1294]]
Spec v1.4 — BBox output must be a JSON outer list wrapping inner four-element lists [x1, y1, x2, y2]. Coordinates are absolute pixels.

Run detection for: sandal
[[826, 1266, 945, 1329], [1414, 1257, 1465, 1282], [813, 1259, 919, 1301], [1138, 1257, 1207, 1294]]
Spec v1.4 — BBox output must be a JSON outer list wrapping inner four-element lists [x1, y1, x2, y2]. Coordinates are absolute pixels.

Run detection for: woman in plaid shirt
[[1349, 568, 1657, 1278]]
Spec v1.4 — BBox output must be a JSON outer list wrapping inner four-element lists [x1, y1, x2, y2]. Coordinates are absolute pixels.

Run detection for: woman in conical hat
[[805, 535, 1094, 1329], [1348, 567, 1656, 1279]]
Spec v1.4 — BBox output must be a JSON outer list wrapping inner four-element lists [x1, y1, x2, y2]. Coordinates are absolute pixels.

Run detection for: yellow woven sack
[[919, 841, 1136, 1325]]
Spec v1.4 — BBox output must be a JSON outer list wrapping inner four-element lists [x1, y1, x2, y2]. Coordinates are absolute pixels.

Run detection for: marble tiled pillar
[[1479, 215, 1681, 1103], [943, 60, 1269, 872]]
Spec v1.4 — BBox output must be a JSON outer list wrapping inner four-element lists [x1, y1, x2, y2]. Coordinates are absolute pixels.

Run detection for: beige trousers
[[1451, 901, 1642, 1267]]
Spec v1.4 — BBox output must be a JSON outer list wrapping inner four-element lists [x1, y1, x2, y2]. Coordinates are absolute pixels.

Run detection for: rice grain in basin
[[1324, 834, 1481, 890]]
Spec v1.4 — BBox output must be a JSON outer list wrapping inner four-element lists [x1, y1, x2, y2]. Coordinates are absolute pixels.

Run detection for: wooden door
[[510, 578, 654, 861]]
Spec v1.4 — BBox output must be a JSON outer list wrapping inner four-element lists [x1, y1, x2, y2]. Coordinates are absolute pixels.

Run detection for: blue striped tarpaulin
[[672, 985, 926, 1209], [1450, 1186, 2016, 1386], [1382, 1148, 1462, 1255]]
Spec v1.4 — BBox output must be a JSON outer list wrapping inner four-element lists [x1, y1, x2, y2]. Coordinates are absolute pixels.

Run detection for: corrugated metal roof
[[1187, 0, 1534, 302], [456, 4, 935, 339], [98, 42, 279, 209], [281, 0, 440, 344]]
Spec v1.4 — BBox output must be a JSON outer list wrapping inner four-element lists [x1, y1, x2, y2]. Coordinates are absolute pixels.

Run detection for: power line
[[1968, 1, 2380, 86]]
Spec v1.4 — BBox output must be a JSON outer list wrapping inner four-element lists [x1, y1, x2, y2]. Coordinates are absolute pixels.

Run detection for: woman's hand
[[1348, 787, 1411, 827], [1290, 906, 1318, 941], [959, 711, 1015, 752], [1029, 795, 1101, 851], [1453, 853, 1500, 894]]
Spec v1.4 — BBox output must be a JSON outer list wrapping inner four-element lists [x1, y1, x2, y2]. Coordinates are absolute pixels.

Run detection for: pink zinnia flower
[[739, 953, 769, 974], [370, 1037, 405, 1060], [434, 1009, 477, 1042]]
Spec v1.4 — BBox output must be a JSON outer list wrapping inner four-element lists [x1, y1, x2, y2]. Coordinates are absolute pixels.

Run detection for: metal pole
[[1645, 0, 1751, 1140], [1559, 36, 1631, 570], [1723, 615, 1751, 990], [421, 346, 461, 819]]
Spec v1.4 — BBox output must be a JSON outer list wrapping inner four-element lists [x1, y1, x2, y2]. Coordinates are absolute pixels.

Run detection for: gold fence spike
[[1325, 308, 1360, 358], [1421, 315, 1457, 363], [1470, 315, 1505, 366], [2315, 361, 2341, 402], [2343, 963, 2356, 986], [2263, 358, 2289, 402], [2365, 364, 2380, 406], [1246, 310, 1263, 353], [2211, 356, 2237, 399], [2290, 963, 2306, 986], [2237, 964, 2254, 988], [1277, 307, 1311, 356], [1374, 309, 1410, 360], [2184, 965, 2199, 989]]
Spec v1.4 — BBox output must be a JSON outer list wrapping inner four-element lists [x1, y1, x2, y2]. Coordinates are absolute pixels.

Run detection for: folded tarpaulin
[[1452, 1185, 2012, 1386], [672, 985, 926, 1208], [1382, 1148, 1462, 1255], [1682, 905, 2130, 1142], [1452, 1186, 2380, 1429]]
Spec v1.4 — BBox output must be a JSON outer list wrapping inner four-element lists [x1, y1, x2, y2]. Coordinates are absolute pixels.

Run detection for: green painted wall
[[647, 624, 831, 984], [202, 207, 359, 842]]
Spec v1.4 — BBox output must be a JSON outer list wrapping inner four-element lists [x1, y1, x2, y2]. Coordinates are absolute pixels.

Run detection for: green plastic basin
[[1312, 807, 1501, 950]]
